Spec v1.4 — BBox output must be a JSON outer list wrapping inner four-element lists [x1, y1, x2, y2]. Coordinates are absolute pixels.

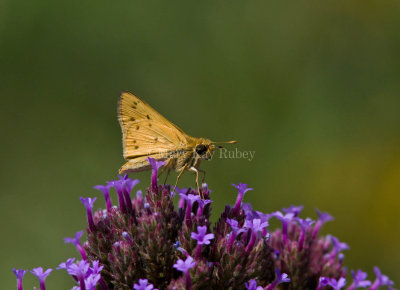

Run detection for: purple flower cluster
[[13, 157, 394, 289]]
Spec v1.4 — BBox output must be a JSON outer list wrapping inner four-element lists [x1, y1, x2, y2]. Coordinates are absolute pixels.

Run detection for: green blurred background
[[1, 0, 399, 288]]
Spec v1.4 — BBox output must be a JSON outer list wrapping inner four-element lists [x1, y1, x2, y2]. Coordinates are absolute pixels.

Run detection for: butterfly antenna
[[212, 140, 237, 149]]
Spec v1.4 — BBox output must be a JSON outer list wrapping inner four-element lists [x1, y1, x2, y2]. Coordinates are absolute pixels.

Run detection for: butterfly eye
[[195, 144, 208, 155]]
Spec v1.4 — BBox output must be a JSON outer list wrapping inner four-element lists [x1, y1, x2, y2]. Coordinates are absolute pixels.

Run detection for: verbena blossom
[[347, 269, 371, 290], [64, 231, 87, 260], [12, 268, 27, 290], [245, 279, 263, 290], [13, 157, 394, 289], [370, 267, 394, 290], [327, 277, 347, 290], [133, 279, 157, 290], [30, 267, 52, 290]]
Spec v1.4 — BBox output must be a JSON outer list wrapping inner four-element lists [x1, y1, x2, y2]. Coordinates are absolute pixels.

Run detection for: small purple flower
[[173, 256, 196, 289], [175, 187, 188, 209], [12, 268, 27, 290], [56, 258, 76, 270], [296, 217, 315, 251], [173, 256, 196, 273], [134, 278, 156, 290], [244, 218, 269, 233], [232, 183, 254, 215], [197, 198, 213, 217], [118, 174, 129, 180], [265, 269, 290, 290], [123, 178, 140, 212], [282, 205, 304, 217], [370, 266, 394, 290], [329, 235, 349, 257], [67, 260, 90, 287], [180, 193, 200, 227], [64, 231, 87, 260], [226, 218, 246, 250], [122, 231, 133, 244], [244, 218, 269, 251], [272, 211, 295, 245], [327, 277, 347, 290], [125, 178, 140, 193], [147, 157, 165, 192], [312, 208, 334, 238], [84, 273, 101, 289], [191, 226, 215, 245], [180, 193, 201, 205], [89, 260, 104, 275], [317, 277, 329, 290], [296, 217, 315, 230], [93, 184, 112, 212], [66, 260, 90, 277], [108, 179, 127, 213], [80, 197, 97, 232], [191, 226, 215, 258], [347, 269, 371, 289], [245, 279, 263, 290], [30, 267, 52, 290]]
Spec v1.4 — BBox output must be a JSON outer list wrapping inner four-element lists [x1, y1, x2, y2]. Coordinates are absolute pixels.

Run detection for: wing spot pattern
[[135, 146, 139, 149], [130, 117, 135, 121], [146, 115, 151, 119], [136, 126, 140, 130]]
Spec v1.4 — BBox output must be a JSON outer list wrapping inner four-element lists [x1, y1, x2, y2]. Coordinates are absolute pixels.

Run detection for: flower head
[[15, 173, 394, 290]]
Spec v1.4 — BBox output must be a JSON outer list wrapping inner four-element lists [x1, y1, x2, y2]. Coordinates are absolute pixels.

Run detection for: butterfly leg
[[197, 168, 206, 185], [189, 167, 203, 199], [163, 168, 171, 185], [173, 165, 187, 192], [157, 166, 166, 178]]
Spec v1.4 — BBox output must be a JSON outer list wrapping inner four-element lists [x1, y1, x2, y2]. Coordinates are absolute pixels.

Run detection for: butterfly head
[[194, 139, 215, 160]]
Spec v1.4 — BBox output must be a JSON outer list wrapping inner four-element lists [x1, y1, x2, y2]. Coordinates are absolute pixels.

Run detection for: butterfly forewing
[[118, 92, 190, 160]]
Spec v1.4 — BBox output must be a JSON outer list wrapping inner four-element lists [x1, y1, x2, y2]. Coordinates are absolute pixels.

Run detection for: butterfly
[[117, 91, 236, 196]]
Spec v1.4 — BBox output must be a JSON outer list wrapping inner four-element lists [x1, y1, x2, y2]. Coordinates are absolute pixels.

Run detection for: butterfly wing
[[118, 91, 190, 160]]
